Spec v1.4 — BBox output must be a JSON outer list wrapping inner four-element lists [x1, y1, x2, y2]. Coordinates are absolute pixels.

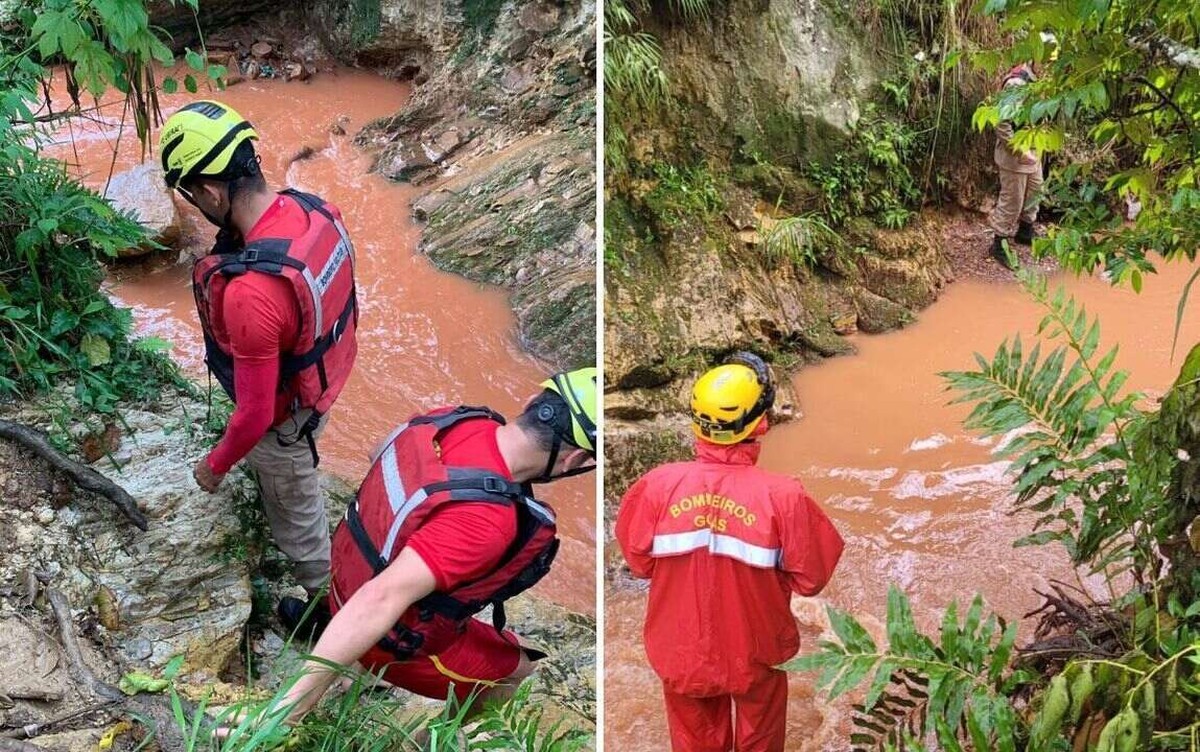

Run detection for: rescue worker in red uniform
[[268, 369, 597, 728], [158, 101, 358, 629], [616, 353, 845, 752]]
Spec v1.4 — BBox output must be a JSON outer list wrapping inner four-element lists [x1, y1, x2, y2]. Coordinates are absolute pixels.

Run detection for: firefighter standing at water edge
[[989, 53, 1051, 268], [158, 100, 358, 630], [616, 353, 845, 752], [262, 369, 597, 722]]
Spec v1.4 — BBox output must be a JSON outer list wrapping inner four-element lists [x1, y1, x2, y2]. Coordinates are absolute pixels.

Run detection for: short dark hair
[[516, 390, 572, 453], [226, 140, 267, 197]]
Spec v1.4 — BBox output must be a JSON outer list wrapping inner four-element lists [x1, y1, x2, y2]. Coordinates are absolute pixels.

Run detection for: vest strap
[[279, 291, 357, 378], [345, 500, 387, 577], [409, 406, 507, 431]]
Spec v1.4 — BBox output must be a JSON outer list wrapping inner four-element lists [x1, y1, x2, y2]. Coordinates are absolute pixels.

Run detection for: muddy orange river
[[605, 261, 1200, 749], [46, 68, 594, 615]]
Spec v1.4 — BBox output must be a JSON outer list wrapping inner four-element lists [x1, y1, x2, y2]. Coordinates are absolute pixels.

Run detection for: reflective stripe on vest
[[651, 529, 782, 569], [303, 224, 354, 335]]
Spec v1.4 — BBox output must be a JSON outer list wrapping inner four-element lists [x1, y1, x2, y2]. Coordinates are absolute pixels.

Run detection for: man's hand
[[194, 457, 226, 493], [1020, 150, 1039, 166]]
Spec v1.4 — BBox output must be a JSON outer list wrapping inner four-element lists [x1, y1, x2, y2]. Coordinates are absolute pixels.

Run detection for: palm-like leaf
[[941, 270, 1152, 578], [785, 586, 1022, 752]]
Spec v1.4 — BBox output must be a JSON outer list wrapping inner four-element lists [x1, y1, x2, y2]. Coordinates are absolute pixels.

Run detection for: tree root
[[1016, 580, 1127, 678], [46, 590, 124, 704], [3, 589, 212, 752], [0, 419, 147, 531]]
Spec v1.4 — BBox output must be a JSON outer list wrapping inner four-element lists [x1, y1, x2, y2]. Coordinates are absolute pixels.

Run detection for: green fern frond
[[785, 586, 1022, 752], [470, 681, 593, 752], [940, 271, 1151, 576], [603, 28, 669, 112], [761, 214, 840, 270]]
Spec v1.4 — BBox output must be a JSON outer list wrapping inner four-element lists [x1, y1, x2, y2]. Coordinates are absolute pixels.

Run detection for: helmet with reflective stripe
[[159, 100, 259, 190], [540, 367, 597, 455], [691, 352, 775, 445]]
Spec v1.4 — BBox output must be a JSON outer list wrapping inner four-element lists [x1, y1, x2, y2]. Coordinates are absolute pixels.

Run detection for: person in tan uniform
[[990, 63, 1042, 269]]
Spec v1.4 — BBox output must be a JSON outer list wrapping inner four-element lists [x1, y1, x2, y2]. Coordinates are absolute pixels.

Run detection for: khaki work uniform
[[245, 408, 330, 593], [990, 75, 1044, 238]]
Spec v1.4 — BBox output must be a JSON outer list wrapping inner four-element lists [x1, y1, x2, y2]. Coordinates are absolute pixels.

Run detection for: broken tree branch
[[0, 420, 147, 531]]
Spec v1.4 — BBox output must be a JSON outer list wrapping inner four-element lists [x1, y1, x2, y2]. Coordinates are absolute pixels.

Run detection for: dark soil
[[939, 210, 1060, 282]]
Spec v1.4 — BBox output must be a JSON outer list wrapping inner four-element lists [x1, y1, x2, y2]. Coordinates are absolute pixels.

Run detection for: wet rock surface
[[349, 0, 597, 369], [0, 393, 254, 675], [0, 386, 596, 741], [102, 164, 182, 255], [632, 0, 878, 168]]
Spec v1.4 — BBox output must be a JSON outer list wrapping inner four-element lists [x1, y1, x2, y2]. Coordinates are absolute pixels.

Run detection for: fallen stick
[[1, 700, 116, 739], [0, 420, 147, 531], [1, 689, 63, 702]]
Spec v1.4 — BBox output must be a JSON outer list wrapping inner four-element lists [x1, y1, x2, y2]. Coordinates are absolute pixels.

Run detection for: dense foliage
[[0, 0, 223, 414], [970, 0, 1200, 284], [789, 2, 1200, 749]]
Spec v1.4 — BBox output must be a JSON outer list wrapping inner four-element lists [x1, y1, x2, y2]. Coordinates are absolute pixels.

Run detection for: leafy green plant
[[761, 214, 840, 270], [641, 162, 724, 228], [970, 0, 1200, 281], [787, 586, 1023, 752], [471, 681, 592, 752], [941, 271, 1158, 580], [149, 663, 593, 752], [0, 134, 184, 410], [0, 0, 217, 423]]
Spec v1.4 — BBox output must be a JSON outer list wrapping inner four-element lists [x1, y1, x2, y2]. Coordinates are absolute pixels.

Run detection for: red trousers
[[662, 671, 788, 752]]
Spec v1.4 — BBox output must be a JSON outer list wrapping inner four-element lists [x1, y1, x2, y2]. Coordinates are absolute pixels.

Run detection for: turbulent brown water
[[604, 260, 1200, 749], [46, 67, 594, 614]]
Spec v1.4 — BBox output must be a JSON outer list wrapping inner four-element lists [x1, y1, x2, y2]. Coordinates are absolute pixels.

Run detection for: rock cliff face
[[338, 0, 598, 370], [637, 0, 878, 167], [605, 0, 954, 501]]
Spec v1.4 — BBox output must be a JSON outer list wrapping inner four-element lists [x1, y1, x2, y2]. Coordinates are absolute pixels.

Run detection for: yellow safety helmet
[[541, 367, 597, 456], [159, 100, 259, 191], [691, 352, 775, 445]]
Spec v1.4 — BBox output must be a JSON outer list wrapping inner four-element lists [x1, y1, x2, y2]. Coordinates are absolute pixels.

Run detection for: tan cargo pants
[[245, 408, 331, 593], [990, 165, 1044, 238]]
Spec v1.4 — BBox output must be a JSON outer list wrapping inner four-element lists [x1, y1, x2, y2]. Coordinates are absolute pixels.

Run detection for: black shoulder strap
[[280, 188, 340, 226], [202, 238, 304, 285], [410, 405, 507, 432]]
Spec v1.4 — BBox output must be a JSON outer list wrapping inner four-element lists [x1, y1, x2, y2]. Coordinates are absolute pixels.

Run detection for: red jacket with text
[[615, 437, 845, 696]]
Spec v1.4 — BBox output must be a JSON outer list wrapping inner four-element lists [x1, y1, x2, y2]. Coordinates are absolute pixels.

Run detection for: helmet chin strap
[[527, 433, 596, 484]]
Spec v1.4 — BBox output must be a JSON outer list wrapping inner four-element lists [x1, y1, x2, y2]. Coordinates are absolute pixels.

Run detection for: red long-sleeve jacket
[[615, 438, 845, 696]]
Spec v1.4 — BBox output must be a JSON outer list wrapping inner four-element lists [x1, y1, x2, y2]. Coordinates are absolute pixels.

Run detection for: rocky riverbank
[[0, 388, 595, 749]]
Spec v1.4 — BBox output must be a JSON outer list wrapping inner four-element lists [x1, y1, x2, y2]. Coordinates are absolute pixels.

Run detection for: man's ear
[[195, 179, 225, 205]]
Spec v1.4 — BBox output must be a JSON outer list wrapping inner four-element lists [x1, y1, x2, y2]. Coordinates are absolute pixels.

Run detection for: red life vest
[[192, 189, 358, 445], [330, 406, 560, 660]]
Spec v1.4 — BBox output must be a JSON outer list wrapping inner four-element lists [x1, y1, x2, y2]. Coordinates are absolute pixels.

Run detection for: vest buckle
[[482, 476, 509, 495], [240, 248, 260, 264]]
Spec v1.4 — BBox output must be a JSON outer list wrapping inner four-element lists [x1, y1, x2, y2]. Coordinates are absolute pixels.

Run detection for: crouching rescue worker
[[990, 62, 1043, 269], [616, 353, 845, 752], [271, 369, 597, 723], [158, 100, 359, 631]]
